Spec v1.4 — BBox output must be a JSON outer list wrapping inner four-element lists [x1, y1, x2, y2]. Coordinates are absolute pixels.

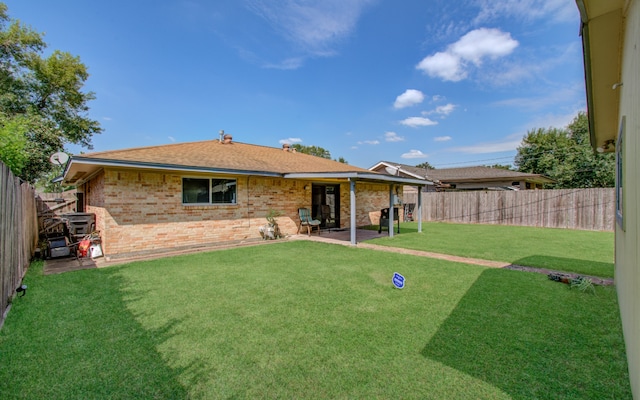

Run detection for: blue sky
[[6, 0, 585, 169]]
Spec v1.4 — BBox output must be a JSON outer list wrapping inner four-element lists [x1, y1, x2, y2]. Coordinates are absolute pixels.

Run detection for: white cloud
[[279, 137, 303, 144], [384, 132, 404, 142], [103, 116, 112, 121], [401, 149, 428, 159], [264, 57, 305, 70], [493, 85, 583, 111], [416, 28, 518, 82], [432, 95, 444, 102], [452, 28, 518, 64], [394, 89, 425, 109], [524, 110, 584, 131], [436, 104, 456, 115], [246, 0, 374, 55], [424, 103, 456, 117], [473, 0, 577, 24], [416, 51, 466, 82], [450, 134, 522, 154], [400, 117, 438, 127], [434, 136, 452, 142], [358, 140, 380, 145], [168, 136, 176, 142]]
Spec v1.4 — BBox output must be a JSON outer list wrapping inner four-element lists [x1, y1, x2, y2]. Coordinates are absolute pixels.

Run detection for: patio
[[42, 228, 390, 274]]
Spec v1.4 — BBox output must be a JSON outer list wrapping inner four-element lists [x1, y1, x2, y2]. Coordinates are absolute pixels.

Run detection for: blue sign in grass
[[392, 272, 405, 289]]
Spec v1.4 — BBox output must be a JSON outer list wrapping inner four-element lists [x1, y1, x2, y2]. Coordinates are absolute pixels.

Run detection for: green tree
[[291, 144, 331, 159], [335, 156, 348, 164], [415, 161, 435, 169], [0, 113, 29, 175], [487, 164, 514, 170], [514, 112, 614, 188], [0, 3, 101, 182]]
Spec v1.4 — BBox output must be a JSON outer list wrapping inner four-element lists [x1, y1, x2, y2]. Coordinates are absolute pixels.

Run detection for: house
[[370, 161, 553, 191], [62, 134, 428, 258], [576, 0, 639, 397]]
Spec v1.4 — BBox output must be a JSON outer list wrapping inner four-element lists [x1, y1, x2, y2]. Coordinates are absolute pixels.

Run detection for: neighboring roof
[[576, 0, 625, 151], [64, 139, 429, 186], [370, 161, 554, 185]]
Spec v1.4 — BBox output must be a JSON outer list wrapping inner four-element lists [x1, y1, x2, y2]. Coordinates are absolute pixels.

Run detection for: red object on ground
[[78, 240, 91, 257]]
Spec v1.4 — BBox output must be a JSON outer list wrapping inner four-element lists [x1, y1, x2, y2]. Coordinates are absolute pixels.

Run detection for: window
[[182, 177, 236, 205], [616, 117, 625, 230]]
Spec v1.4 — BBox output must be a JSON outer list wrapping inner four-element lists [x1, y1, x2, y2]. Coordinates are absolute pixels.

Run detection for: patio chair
[[320, 204, 336, 229], [378, 207, 400, 234], [298, 208, 321, 236]]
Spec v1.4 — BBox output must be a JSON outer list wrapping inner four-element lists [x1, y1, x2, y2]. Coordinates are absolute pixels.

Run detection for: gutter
[[65, 158, 432, 187], [284, 171, 431, 186], [576, 0, 598, 150], [65, 157, 283, 184]]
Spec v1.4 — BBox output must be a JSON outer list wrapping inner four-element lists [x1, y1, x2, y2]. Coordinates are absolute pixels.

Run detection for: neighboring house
[[577, 0, 639, 397], [370, 161, 553, 191], [62, 135, 427, 258]]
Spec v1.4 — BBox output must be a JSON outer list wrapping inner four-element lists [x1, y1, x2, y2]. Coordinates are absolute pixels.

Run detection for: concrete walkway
[[291, 230, 614, 285]]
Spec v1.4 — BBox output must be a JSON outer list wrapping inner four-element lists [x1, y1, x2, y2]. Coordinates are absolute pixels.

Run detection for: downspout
[[388, 184, 395, 238], [417, 185, 423, 233], [350, 179, 356, 246]]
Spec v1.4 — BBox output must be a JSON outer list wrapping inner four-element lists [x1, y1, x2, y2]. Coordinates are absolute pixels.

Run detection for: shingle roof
[[77, 139, 369, 174], [376, 161, 554, 184]]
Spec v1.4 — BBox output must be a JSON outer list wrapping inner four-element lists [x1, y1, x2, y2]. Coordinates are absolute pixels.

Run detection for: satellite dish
[[385, 166, 399, 175], [49, 152, 69, 166]]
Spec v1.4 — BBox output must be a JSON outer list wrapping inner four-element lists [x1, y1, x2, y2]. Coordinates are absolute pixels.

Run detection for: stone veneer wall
[[82, 168, 393, 258]]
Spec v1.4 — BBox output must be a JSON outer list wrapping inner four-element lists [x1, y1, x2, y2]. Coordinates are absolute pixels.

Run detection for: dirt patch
[[504, 264, 613, 286]]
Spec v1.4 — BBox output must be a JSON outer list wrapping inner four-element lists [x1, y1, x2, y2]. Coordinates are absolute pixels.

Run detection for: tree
[[415, 161, 435, 169], [514, 112, 614, 188], [487, 164, 514, 170], [291, 144, 331, 159], [0, 3, 101, 182]]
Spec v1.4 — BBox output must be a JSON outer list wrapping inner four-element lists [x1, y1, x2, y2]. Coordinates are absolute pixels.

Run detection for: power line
[[432, 156, 515, 167], [429, 146, 613, 169]]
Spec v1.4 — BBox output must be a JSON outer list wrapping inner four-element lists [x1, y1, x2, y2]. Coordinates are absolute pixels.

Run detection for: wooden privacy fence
[[0, 161, 39, 329], [37, 190, 77, 217], [404, 188, 614, 231]]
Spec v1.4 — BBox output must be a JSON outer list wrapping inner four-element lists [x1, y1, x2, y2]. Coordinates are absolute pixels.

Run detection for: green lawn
[[366, 222, 615, 278], [0, 241, 629, 399]]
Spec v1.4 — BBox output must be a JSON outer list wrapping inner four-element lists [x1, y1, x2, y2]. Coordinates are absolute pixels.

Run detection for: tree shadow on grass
[[421, 268, 630, 399], [0, 263, 195, 399], [513, 255, 613, 278]]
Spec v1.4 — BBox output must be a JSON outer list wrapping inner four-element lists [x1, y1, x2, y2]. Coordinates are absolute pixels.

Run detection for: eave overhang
[[576, 0, 625, 152], [368, 161, 426, 180], [438, 175, 555, 185], [63, 156, 282, 185], [63, 157, 431, 187], [283, 172, 431, 186]]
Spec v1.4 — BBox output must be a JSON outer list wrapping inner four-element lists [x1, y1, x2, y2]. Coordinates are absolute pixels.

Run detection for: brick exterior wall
[[80, 167, 395, 258]]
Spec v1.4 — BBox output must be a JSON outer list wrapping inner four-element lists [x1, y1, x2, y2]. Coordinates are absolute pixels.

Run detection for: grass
[[0, 241, 630, 399], [366, 222, 615, 278]]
